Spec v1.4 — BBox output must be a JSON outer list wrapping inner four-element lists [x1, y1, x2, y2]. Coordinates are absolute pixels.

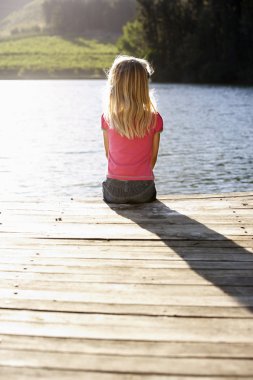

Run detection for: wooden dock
[[0, 191, 253, 379]]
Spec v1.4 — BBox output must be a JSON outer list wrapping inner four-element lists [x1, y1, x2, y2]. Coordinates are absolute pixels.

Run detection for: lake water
[[0, 80, 252, 198]]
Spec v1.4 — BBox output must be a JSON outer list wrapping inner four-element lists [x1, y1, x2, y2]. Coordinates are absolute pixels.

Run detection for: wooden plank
[[1, 249, 252, 262], [1, 300, 252, 318], [1, 237, 253, 248], [2, 216, 252, 227], [0, 253, 253, 265], [2, 204, 251, 214], [2, 208, 252, 221], [0, 190, 252, 201], [1, 243, 252, 251], [2, 213, 252, 228], [1, 268, 253, 287], [1, 207, 252, 224], [0, 245, 253, 263], [1, 222, 252, 237], [1, 310, 253, 330], [0, 367, 251, 380], [2, 335, 253, 358], [0, 350, 253, 376], [10, 217, 250, 226], [1, 203, 247, 214], [0, 202, 251, 217], [1, 288, 253, 307], [0, 367, 174, 380], [1, 280, 253, 297], [1, 268, 252, 287], [1, 223, 253, 240], [1, 262, 253, 276], [0, 312, 253, 343], [0, 258, 253, 269], [0, 192, 251, 207], [1, 198, 252, 210], [0, 195, 252, 215]]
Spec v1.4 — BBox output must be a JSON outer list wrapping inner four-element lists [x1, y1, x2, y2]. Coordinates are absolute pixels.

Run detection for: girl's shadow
[[106, 199, 253, 313]]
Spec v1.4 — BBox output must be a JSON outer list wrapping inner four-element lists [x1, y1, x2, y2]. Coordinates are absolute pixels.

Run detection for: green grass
[[0, 35, 119, 78]]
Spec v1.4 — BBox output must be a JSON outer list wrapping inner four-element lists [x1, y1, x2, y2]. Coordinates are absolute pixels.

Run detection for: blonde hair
[[104, 55, 157, 139]]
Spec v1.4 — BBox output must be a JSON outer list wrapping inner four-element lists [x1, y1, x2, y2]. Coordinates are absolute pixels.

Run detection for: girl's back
[[102, 55, 163, 204]]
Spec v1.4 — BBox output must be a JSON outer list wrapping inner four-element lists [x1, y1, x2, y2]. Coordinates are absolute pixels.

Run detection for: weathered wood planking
[[0, 370, 249, 380], [1, 349, 253, 376], [0, 192, 253, 379]]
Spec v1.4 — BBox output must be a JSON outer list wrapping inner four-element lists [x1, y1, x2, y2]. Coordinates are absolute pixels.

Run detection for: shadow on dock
[[107, 200, 253, 313]]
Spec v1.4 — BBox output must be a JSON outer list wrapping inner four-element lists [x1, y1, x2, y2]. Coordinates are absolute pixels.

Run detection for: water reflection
[[0, 81, 252, 197]]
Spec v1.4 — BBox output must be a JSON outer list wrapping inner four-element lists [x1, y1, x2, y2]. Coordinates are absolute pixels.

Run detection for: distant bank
[[1, 34, 252, 84], [0, 35, 118, 79]]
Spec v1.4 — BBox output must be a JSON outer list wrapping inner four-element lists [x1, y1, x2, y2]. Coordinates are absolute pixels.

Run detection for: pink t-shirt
[[101, 113, 163, 180]]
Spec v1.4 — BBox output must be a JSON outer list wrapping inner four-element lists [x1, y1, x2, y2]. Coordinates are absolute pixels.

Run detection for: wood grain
[[0, 192, 253, 379]]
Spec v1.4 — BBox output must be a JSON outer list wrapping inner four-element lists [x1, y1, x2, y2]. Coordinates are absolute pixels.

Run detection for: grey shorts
[[102, 178, 157, 204]]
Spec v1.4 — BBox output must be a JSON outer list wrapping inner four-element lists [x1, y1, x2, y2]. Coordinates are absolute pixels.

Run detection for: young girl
[[102, 55, 163, 204]]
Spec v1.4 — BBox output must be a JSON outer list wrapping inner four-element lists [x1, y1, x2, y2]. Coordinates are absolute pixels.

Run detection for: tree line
[[42, 0, 252, 84], [43, 0, 136, 37], [119, 0, 253, 84]]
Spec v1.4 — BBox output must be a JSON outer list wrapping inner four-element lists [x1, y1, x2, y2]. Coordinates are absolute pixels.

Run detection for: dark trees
[[120, 0, 253, 83]]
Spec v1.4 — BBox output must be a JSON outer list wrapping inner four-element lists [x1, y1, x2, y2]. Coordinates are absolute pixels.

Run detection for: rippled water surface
[[0, 80, 252, 198]]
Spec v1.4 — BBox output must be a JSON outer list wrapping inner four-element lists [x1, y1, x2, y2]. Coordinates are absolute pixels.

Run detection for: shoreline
[[0, 70, 252, 86], [0, 69, 106, 80]]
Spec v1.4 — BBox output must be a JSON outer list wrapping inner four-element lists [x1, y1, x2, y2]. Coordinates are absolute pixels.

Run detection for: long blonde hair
[[104, 55, 157, 139]]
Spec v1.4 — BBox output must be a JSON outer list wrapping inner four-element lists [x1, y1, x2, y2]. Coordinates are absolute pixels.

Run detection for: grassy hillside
[[0, 0, 44, 37], [0, 35, 118, 79]]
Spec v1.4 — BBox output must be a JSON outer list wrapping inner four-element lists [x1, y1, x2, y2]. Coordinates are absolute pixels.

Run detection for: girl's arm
[[103, 130, 109, 159], [151, 132, 160, 169]]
